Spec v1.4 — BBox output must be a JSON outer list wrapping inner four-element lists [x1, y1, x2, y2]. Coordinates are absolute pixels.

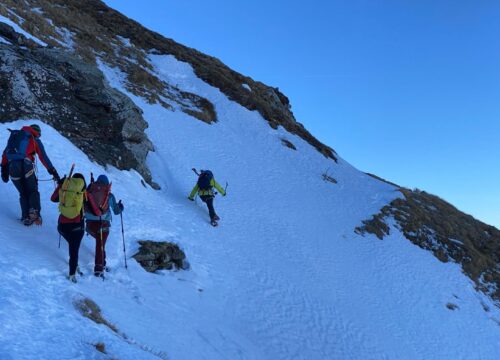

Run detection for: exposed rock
[[0, 36, 154, 184], [356, 188, 500, 305], [281, 138, 296, 150], [321, 169, 338, 184], [0, 0, 337, 161], [0, 21, 38, 48], [75, 296, 170, 359], [133, 240, 189, 272], [93, 343, 107, 355], [74, 297, 119, 333]]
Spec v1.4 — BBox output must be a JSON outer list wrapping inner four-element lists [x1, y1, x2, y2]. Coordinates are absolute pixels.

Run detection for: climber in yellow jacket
[[188, 169, 226, 226]]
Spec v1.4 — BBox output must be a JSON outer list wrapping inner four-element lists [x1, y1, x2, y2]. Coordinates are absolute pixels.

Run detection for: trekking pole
[[119, 201, 128, 269], [224, 181, 228, 195], [58, 234, 61, 249], [99, 216, 105, 281]]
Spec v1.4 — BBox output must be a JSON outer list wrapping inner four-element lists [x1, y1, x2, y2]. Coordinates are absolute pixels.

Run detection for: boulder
[[133, 240, 189, 273]]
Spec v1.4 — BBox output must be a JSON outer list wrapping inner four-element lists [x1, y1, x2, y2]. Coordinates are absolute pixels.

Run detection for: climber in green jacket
[[188, 170, 226, 226]]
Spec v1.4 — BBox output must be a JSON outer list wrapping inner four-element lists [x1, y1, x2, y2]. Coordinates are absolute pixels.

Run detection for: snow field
[[0, 36, 499, 360], [99, 54, 500, 359]]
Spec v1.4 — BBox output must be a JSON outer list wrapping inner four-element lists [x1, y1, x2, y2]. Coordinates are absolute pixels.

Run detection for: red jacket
[[1, 126, 54, 170]]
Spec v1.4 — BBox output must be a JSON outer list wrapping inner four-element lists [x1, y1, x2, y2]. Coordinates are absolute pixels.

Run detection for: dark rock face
[[133, 240, 189, 272], [0, 35, 154, 184], [0, 22, 38, 48], [356, 188, 500, 305]]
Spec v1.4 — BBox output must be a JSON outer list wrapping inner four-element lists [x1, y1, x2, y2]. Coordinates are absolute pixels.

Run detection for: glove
[[118, 201, 124, 212], [1, 164, 9, 183], [188, 197, 194, 201], [48, 168, 60, 182], [222, 192, 226, 197]]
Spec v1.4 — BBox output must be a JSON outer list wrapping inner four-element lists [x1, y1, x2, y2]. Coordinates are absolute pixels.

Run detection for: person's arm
[[1, 152, 8, 183], [109, 194, 123, 215], [212, 179, 226, 196], [34, 138, 54, 170], [1, 151, 7, 166], [188, 184, 199, 200]]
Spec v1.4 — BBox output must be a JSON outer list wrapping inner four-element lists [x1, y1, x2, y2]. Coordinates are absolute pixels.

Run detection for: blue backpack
[[5, 129, 31, 161], [197, 170, 213, 190]]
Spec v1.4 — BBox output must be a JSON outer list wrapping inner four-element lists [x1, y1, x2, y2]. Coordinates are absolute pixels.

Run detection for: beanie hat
[[96, 175, 109, 185], [30, 124, 41, 136]]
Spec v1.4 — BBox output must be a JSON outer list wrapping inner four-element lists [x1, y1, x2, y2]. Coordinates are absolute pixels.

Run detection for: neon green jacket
[[189, 178, 226, 199]]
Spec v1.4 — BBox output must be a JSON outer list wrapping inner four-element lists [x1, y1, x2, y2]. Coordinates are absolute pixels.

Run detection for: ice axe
[[119, 200, 128, 269]]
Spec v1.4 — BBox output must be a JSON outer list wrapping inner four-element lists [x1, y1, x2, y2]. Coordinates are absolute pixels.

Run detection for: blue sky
[[105, 0, 499, 227]]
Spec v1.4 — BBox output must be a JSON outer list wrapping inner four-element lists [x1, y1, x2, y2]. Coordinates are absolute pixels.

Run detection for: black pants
[[58, 222, 84, 276], [200, 195, 217, 220], [9, 159, 40, 219]]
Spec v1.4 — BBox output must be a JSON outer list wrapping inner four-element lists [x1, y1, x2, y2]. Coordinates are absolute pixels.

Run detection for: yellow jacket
[[189, 178, 226, 199]]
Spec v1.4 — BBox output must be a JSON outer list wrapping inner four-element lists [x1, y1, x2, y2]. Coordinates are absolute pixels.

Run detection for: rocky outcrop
[[0, 28, 154, 185], [0, 0, 337, 161], [133, 241, 189, 272], [356, 188, 500, 304]]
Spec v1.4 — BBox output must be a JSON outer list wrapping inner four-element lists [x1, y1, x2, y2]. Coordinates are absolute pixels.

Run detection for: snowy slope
[[0, 16, 500, 360], [1, 54, 499, 359]]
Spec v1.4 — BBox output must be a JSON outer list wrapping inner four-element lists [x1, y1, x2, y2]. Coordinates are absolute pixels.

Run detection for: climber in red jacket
[[1, 124, 60, 226]]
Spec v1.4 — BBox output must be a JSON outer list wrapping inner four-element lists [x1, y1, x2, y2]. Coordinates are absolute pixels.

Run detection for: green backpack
[[59, 178, 85, 219]]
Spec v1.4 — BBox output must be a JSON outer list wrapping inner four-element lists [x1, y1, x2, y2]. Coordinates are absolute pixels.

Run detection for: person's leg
[[68, 225, 84, 276], [22, 160, 41, 218], [86, 221, 102, 273], [101, 228, 110, 270], [87, 221, 110, 273], [60, 223, 84, 276], [205, 196, 217, 221], [58, 224, 72, 275], [9, 161, 29, 219]]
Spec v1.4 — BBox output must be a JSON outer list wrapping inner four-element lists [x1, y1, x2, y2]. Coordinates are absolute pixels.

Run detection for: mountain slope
[[0, 0, 336, 161], [0, 2, 499, 360]]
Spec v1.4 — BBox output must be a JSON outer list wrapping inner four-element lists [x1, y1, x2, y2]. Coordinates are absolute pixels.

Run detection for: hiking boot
[[213, 215, 220, 221], [29, 209, 42, 226], [22, 217, 33, 226], [68, 275, 77, 283], [94, 271, 105, 279]]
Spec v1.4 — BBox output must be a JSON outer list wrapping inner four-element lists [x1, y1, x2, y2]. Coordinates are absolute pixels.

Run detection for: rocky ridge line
[[356, 188, 500, 305], [0, 0, 336, 161]]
